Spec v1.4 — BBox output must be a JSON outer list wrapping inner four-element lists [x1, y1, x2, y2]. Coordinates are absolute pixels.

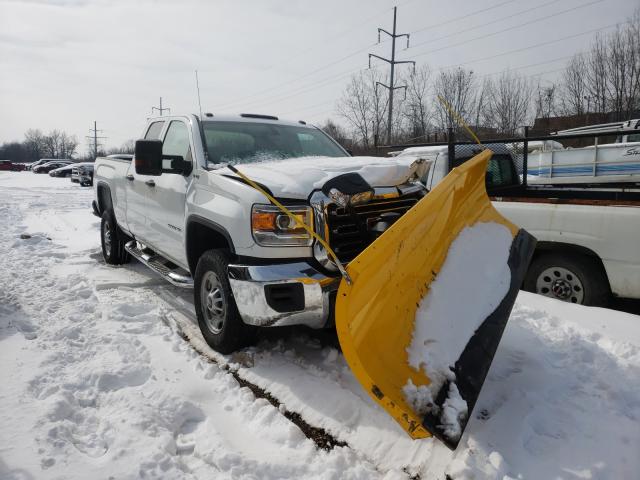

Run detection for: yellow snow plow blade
[[335, 150, 536, 449]]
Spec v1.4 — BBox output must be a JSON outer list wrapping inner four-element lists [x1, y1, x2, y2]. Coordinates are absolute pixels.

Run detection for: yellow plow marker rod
[[335, 150, 536, 448]]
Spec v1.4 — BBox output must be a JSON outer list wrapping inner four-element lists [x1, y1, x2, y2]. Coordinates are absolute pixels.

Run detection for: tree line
[[329, 8, 639, 151], [0, 129, 135, 163], [0, 129, 79, 163]]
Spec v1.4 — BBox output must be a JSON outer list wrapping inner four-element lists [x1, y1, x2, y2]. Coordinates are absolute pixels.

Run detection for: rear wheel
[[100, 210, 130, 265], [194, 250, 256, 354], [524, 252, 610, 306]]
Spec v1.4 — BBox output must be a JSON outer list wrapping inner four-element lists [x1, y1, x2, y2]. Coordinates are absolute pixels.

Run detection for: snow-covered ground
[[1, 170, 639, 479]]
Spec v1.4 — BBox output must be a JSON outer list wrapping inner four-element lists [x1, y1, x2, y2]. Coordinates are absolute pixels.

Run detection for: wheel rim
[[103, 221, 112, 257], [201, 271, 226, 334], [536, 266, 584, 304]]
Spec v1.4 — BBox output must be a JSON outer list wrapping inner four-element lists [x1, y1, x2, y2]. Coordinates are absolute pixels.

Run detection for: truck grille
[[326, 194, 422, 262]]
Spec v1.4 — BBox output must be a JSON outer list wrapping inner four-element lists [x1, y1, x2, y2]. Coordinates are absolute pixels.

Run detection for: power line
[[216, 2, 527, 112], [215, 43, 377, 111], [226, 20, 623, 118], [212, 6, 397, 111], [409, 0, 565, 50], [224, 65, 375, 112], [405, 0, 604, 59], [432, 21, 622, 71], [370, 6, 415, 143], [409, 0, 523, 36], [214, 0, 561, 113]]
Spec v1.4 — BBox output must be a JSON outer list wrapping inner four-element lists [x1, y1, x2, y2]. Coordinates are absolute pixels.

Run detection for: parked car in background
[[27, 158, 69, 171], [49, 164, 75, 177], [33, 160, 73, 174], [72, 162, 96, 186], [0, 160, 27, 171]]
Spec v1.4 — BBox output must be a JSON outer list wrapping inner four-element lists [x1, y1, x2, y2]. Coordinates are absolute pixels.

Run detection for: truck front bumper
[[227, 261, 340, 329]]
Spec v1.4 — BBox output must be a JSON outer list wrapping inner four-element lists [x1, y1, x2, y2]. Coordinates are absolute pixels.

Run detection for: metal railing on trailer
[[378, 126, 640, 202]]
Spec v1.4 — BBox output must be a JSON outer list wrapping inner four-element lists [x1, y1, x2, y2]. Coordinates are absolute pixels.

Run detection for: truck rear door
[[145, 119, 193, 267], [126, 120, 165, 242]]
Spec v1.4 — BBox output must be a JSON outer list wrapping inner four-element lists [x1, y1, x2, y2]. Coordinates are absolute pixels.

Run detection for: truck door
[[126, 120, 165, 242], [145, 119, 192, 267]]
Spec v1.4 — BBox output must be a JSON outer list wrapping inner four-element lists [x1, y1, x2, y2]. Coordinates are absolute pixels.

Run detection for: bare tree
[[534, 84, 557, 124], [559, 54, 588, 116], [321, 120, 349, 148], [481, 70, 533, 135], [24, 129, 46, 161], [336, 69, 388, 148], [433, 68, 476, 132], [401, 65, 432, 142], [585, 34, 609, 115], [606, 15, 640, 120], [59, 132, 78, 159]]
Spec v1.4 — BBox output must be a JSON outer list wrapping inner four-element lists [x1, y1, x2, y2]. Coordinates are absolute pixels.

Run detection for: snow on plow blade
[[335, 150, 536, 449]]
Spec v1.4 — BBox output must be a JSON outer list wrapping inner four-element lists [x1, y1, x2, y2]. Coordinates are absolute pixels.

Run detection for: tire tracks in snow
[[161, 309, 348, 452]]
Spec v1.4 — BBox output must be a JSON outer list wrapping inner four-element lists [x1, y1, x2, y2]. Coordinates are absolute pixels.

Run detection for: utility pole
[[369, 7, 415, 144], [152, 97, 170, 116], [86, 121, 107, 160]]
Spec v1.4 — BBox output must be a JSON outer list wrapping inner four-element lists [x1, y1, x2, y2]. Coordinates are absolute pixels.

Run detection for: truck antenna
[[195, 70, 203, 119]]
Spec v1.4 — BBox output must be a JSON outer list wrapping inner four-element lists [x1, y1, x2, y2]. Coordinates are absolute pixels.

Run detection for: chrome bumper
[[228, 261, 340, 328]]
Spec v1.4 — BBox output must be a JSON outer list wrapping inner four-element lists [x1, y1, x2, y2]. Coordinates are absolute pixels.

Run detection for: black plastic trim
[[421, 228, 537, 450], [264, 283, 305, 312], [186, 215, 236, 254], [240, 113, 279, 120]]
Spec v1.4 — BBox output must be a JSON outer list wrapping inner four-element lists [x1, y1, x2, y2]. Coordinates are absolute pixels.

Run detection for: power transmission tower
[[151, 97, 171, 116], [86, 121, 107, 160], [369, 6, 415, 144]]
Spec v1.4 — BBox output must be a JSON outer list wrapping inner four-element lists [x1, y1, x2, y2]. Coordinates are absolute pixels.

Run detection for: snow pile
[[404, 222, 513, 440], [223, 155, 425, 198], [1, 172, 639, 479]]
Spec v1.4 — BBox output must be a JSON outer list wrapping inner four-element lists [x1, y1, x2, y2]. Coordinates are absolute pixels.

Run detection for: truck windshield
[[202, 121, 346, 164]]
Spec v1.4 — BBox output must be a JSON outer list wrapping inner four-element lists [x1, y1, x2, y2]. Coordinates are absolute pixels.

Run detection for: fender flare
[[185, 215, 235, 254]]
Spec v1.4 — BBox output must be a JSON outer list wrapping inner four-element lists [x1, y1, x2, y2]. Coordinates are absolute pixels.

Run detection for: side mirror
[[135, 140, 163, 176], [162, 155, 193, 176]]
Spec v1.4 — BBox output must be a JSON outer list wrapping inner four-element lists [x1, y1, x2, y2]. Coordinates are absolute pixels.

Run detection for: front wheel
[[523, 252, 610, 306], [194, 250, 256, 354]]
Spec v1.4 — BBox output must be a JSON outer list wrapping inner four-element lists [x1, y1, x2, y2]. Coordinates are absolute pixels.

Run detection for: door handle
[[145, 179, 156, 187], [126, 174, 134, 181]]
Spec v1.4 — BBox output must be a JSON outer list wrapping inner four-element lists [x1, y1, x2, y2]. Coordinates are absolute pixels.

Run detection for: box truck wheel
[[524, 252, 609, 306]]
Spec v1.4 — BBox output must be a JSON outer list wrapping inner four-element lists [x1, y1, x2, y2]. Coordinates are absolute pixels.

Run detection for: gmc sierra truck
[[93, 114, 430, 353]]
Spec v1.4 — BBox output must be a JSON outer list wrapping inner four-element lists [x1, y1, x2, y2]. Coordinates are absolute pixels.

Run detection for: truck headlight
[[251, 204, 313, 246]]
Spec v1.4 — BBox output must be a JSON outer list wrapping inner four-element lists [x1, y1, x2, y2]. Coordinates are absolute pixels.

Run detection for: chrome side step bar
[[125, 241, 193, 289]]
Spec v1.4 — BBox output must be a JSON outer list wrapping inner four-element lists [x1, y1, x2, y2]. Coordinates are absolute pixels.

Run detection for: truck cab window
[[163, 121, 191, 162], [145, 121, 165, 140], [486, 155, 516, 188]]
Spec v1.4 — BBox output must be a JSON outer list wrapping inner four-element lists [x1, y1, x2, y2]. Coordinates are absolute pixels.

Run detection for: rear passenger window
[[145, 121, 165, 140]]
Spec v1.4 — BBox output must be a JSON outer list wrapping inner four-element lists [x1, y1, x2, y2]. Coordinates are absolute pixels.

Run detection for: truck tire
[[523, 252, 610, 307], [100, 210, 130, 265], [194, 250, 256, 354]]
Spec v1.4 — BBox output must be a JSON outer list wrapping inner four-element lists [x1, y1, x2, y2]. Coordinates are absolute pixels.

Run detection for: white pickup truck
[[93, 114, 429, 353], [398, 144, 640, 306]]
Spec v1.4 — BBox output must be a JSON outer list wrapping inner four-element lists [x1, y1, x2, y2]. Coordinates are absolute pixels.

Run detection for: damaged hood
[[219, 155, 429, 199]]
